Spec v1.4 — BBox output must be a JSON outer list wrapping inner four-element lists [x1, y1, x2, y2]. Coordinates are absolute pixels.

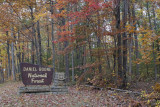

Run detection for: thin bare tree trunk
[[152, 5, 159, 71], [147, 2, 157, 81], [37, 20, 42, 65], [50, 0, 55, 80], [29, 6, 35, 64], [132, 3, 139, 76], [11, 28, 16, 81], [22, 45, 24, 62], [0, 68, 4, 83], [46, 17, 50, 65], [71, 51, 75, 82], [128, 0, 132, 82], [6, 31, 11, 78], [64, 41, 69, 82]]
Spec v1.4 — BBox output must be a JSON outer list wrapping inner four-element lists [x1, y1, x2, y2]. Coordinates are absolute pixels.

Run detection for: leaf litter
[[0, 82, 154, 107]]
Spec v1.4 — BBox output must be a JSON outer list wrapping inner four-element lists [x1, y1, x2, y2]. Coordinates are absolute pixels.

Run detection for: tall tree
[[114, 0, 123, 88], [132, 0, 139, 75], [50, 0, 55, 80], [146, 1, 157, 81], [6, 31, 11, 78], [37, 20, 42, 65], [122, 0, 128, 88]]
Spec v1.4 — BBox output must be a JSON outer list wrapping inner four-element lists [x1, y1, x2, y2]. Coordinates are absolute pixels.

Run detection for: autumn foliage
[[0, 0, 159, 90]]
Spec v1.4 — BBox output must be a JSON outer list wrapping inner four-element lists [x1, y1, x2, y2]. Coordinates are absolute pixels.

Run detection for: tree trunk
[[0, 68, 4, 83], [114, 0, 122, 88], [61, 6, 69, 82], [22, 40, 25, 63], [29, 6, 35, 64], [46, 17, 50, 65], [128, 0, 132, 82], [96, 0, 102, 73], [97, 36, 102, 73], [11, 28, 16, 81], [50, 0, 55, 80], [147, 2, 157, 81], [132, 3, 139, 76], [122, 0, 128, 88], [64, 41, 69, 82], [37, 20, 42, 65], [6, 31, 11, 78], [152, 5, 160, 71], [71, 51, 75, 82], [17, 30, 21, 80]]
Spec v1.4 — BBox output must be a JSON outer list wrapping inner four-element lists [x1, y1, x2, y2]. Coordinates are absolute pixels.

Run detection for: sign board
[[20, 63, 53, 85], [55, 72, 65, 81]]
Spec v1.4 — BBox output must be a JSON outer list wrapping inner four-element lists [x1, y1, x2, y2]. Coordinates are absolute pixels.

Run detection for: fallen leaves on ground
[[0, 82, 155, 107]]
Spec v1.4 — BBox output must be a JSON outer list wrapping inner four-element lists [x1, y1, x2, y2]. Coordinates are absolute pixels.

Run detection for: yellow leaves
[[0, 0, 4, 3], [34, 12, 48, 22], [87, 78, 90, 81], [34, 6, 48, 22], [138, 45, 153, 63], [139, 29, 157, 45], [136, 27, 160, 65], [137, 9, 144, 15], [21, 12, 30, 18], [153, 83, 160, 93], [24, 0, 36, 6], [133, 58, 141, 64], [111, 70, 116, 77], [125, 24, 135, 34], [56, 0, 67, 10], [155, 8, 160, 20], [61, 10, 67, 15], [156, 55, 160, 60], [75, 74, 79, 79], [132, 0, 136, 3]]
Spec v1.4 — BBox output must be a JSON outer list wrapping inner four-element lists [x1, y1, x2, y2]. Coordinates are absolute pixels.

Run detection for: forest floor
[[0, 81, 159, 107]]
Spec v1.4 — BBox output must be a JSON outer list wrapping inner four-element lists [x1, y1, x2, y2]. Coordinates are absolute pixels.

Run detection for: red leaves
[[57, 31, 74, 37], [4, 28, 9, 32], [52, 41, 58, 44], [67, 0, 79, 4], [55, 0, 112, 45], [59, 36, 76, 42], [88, 1, 101, 11], [102, 1, 112, 8], [53, 30, 76, 43]]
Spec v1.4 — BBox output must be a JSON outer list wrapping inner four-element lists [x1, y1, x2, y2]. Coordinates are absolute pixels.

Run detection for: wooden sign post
[[51, 72, 68, 94]]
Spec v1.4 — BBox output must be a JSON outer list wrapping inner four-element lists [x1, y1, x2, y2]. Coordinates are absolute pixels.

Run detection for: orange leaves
[[135, 27, 159, 65], [67, 0, 79, 4], [57, 31, 74, 37], [58, 36, 76, 43], [53, 10, 67, 18], [55, 0, 67, 10], [125, 24, 136, 34], [54, 30, 76, 43]]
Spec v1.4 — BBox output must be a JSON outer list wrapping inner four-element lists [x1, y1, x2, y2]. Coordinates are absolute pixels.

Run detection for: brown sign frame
[[20, 63, 53, 86]]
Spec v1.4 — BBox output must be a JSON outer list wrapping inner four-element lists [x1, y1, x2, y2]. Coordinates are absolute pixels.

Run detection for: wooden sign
[[55, 72, 65, 81], [20, 63, 53, 85]]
